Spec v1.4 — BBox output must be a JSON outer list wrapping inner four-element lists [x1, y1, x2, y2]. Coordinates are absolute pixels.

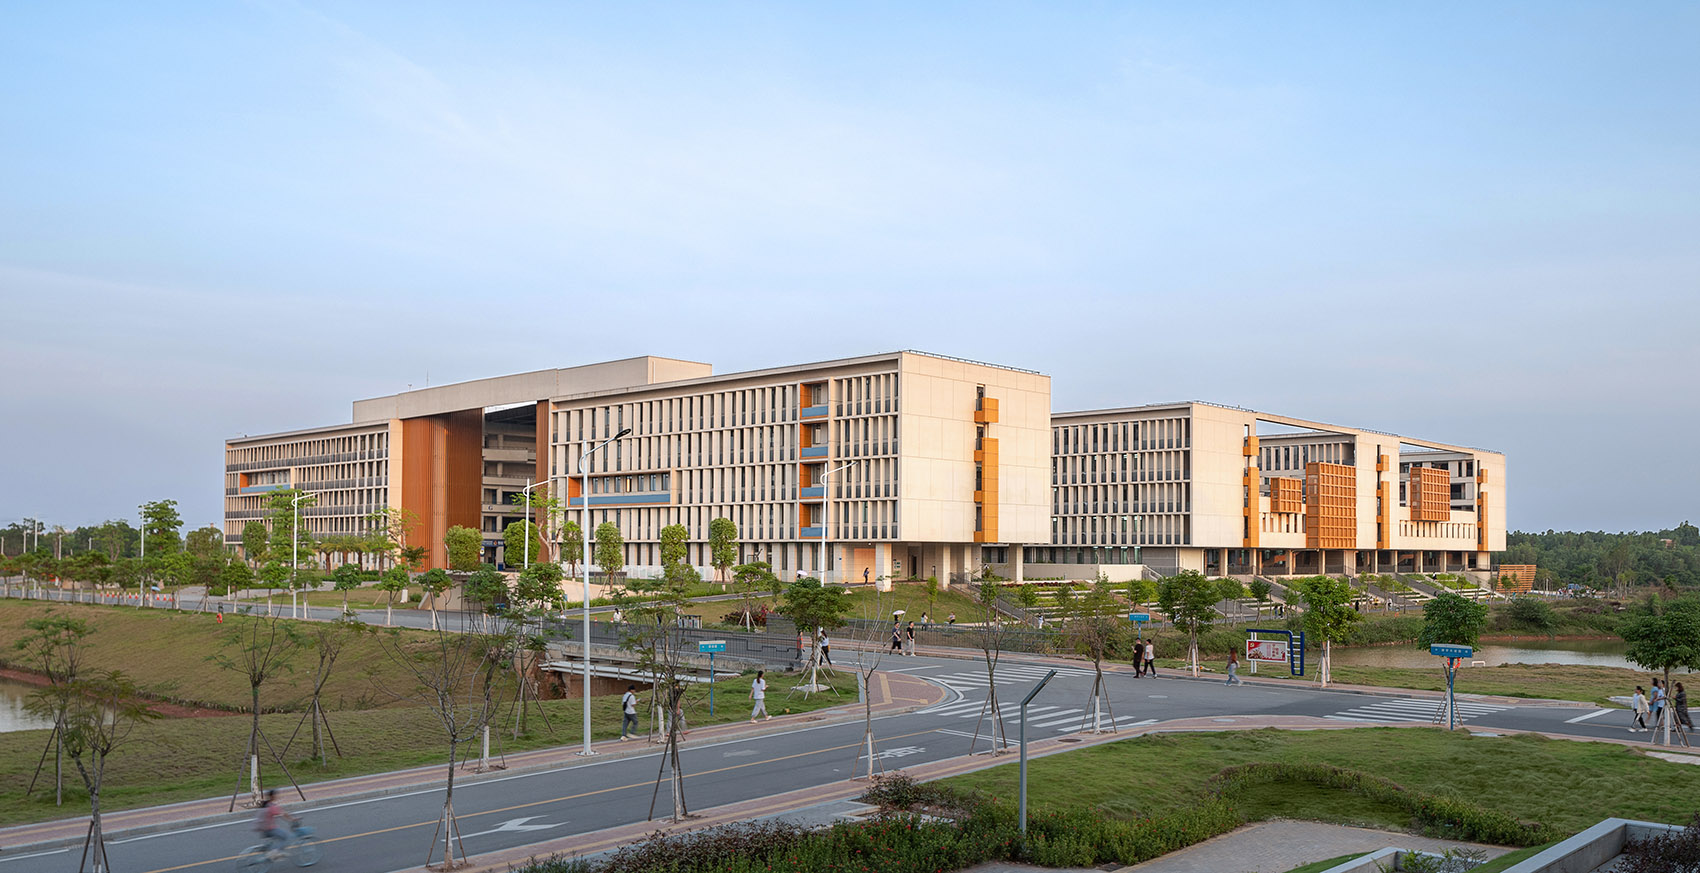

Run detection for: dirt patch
[[0, 666, 238, 720]]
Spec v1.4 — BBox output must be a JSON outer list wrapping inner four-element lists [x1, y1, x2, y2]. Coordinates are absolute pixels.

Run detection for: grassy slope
[[684, 582, 989, 627], [0, 667, 857, 827], [944, 728, 1697, 837], [0, 600, 442, 711]]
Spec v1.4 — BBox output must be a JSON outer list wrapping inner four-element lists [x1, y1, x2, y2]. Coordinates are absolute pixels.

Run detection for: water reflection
[[0, 677, 57, 732]]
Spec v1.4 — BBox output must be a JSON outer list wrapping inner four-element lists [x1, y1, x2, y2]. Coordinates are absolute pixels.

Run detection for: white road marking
[[1564, 708, 1617, 724]]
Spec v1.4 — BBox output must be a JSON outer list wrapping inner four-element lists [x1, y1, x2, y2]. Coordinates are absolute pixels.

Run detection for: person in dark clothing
[[890, 622, 902, 653]]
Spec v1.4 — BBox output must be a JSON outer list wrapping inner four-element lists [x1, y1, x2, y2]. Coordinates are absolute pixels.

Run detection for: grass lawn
[[1143, 654, 1638, 707], [682, 582, 991, 629], [943, 728, 1698, 837], [0, 667, 857, 827], [291, 587, 422, 609]]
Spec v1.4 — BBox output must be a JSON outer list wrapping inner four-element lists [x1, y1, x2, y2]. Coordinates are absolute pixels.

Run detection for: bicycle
[[240, 822, 319, 871]]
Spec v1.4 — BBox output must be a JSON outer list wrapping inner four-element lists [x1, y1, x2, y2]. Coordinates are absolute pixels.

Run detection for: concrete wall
[[352, 356, 712, 422]]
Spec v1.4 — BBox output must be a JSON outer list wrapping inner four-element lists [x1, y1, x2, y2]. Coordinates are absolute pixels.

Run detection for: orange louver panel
[[1304, 462, 1356, 549], [1409, 465, 1451, 522]]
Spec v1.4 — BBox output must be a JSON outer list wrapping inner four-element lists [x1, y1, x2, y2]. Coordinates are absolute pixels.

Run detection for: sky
[[2, 2, 1696, 535]]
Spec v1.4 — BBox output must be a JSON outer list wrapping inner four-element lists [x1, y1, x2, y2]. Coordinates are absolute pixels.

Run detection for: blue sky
[[2, 2, 1696, 533]]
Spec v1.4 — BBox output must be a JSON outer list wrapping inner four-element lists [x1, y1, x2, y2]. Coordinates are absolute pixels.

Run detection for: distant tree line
[[1499, 521, 1700, 593]]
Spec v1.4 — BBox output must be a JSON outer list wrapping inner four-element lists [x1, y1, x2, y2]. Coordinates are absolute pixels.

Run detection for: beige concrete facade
[[548, 351, 1051, 587], [997, 401, 1508, 582]]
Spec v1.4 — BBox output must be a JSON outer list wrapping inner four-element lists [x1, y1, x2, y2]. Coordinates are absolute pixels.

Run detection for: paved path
[[1115, 820, 1510, 873]]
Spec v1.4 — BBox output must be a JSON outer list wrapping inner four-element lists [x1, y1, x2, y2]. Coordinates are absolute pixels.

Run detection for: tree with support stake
[[1301, 575, 1361, 688], [377, 605, 516, 869], [1157, 570, 1218, 677], [16, 614, 94, 808], [848, 589, 892, 782], [283, 614, 370, 767], [612, 560, 696, 821], [209, 606, 305, 811], [1620, 594, 1700, 747], [777, 575, 851, 696], [25, 669, 159, 873], [969, 579, 1012, 754], [1417, 591, 1487, 728], [1055, 576, 1123, 733]]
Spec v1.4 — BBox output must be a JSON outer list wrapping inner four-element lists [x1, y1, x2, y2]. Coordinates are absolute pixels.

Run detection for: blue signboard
[[1429, 643, 1473, 659], [1127, 613, 1151, 623], [698, 640, 727, 654]]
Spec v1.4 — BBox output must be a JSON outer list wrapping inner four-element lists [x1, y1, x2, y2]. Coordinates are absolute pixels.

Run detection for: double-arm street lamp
[[579, 427, 631, 756]]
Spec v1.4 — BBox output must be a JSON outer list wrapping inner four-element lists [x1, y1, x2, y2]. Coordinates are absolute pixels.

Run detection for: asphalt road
[[0, 642, 1673, 873]]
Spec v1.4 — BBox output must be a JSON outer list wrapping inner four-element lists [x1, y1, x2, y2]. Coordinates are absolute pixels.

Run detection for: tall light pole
[[579, 426, 631, 756], [817, 461, 855, 586], [520, 477, 548, 569], [291, 491, 313, 619]]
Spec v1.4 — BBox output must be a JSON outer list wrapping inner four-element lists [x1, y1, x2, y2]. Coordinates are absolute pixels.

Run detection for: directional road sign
[[698, 640, 727, 653], [1428, 643, 1473, 659]]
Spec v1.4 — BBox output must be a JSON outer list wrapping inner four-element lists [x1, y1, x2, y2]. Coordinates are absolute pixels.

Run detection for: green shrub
[[1501, 596, 1557, 631]]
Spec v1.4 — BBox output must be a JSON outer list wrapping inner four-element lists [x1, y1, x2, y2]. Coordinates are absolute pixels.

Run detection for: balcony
[[800, 526, 824, 539], [800, 404, 829, 419], [800, 486, 825, 500], [801, 446, 828, 459], [974, 397, 999, 424], [237, 484, 289, 495]]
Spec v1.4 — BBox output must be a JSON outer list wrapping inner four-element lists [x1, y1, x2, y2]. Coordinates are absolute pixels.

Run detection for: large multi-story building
[[993, 401, 1507, 581], [224, 351, 1052, 586], [226, 361, 1507, 587]]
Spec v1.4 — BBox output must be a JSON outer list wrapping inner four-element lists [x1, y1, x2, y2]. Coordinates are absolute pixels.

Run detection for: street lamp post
[[579, 427, 631, 757], [520, 477, 549, 569], [291, 491, 314, 619], [817, 461, 855, 586]]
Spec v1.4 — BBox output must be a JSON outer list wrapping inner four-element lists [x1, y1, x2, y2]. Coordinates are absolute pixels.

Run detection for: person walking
[[904, 620, 917, 656], [818, 629, 832, 665], [619, 684, 639, 741], [1651, 678, 1667, 730], [750, 670, 770, 723], [1144, 641, 1157, 677], [1675, 681, 1692, 730], [1226, 651, 1243, 686], [890, 622, 903, 653], [947, 612, 956, 627], [920, 611, 930, 628], [1133, 643, 1145, 678], [1631, 686, 1651, 732]]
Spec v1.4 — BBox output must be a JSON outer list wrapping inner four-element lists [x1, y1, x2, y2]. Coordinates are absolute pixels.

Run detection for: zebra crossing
[[918, 663, 1097, 697], [918, 696, 1155, 734], [1324, 697, 1511, 725]]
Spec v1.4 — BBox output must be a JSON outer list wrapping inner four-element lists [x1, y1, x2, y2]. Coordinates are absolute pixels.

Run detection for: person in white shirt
[[619, 685, 639, 740], [750, 670, 770, 722]]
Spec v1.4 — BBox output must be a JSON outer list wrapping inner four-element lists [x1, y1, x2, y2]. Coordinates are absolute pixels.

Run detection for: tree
[[377, 611, 516, 866], [970, 579, 1012, 753], [139, 499, 184, 557], [1300, 576, 1361, 687], [503, 521, 545, 568], [659, 524, 690, 574], [264, 490, 314, 569], [708, 517, 738, 586], [1158, 570, 1219, 677], [512, 562, 564, 615], [26, 669, 159, 872], [924, 575, 941, 616], [610, 561, 697, 820], [15, 614, 93, 805], [290, 615, 370, 766], [375, 566, 408, 627], [1620, 595, 1700, 745], [208, 608, 301, 809], [1417, 591, 1490, 649], [730, 561, 777, 630], [184, 525, 223, 559], [1125, 577, 1157, 607], [561, 520, 584, 579], [777, 576, 852, 693], [417, 568, 452, 630], [1215, 577, 1246, 620], [594, 522, 625, 579], [240, 520, 269, 566], [256, 561, 289, 614], [1248, 578, 1273, 608], [1058, 579, 1127, 732], [444, 525, 481, 572], [330, 563, 364, 613], [507, 488, 562, 564], [217, 560, 252, 599]]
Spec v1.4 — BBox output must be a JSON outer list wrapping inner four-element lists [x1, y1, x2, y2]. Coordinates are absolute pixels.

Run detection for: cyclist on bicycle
[[253, 789, 299, 859]]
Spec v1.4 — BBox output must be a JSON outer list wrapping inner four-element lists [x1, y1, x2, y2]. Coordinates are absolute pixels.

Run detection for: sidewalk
[[1115, 820, 1510, 873], [0, 671, 945, 855]]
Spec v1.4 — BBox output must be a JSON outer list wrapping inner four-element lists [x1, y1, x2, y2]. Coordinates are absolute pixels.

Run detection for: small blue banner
[[1127, 613, 1151, 623], [1429, 643, 1473, 659], [697, 640, 727, 653]]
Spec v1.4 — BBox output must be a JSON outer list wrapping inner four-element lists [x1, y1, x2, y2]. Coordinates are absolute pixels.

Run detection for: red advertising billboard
[[1246, 639, 1289, 663]]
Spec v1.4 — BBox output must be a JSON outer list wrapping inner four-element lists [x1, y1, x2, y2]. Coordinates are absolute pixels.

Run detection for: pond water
[[1330, 638, 1691, 673], [0, 677, 57, 733]]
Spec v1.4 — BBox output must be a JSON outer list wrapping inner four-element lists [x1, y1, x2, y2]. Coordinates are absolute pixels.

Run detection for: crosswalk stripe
[[1025, 709, 1085, 727], [919, 701, 987, 716]]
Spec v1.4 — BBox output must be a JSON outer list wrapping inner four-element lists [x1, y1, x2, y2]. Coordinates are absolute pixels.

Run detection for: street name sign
[[698, 640, 727, 653], [1127, 613, 1151, 623], [1428, 644, 1472, 659]]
